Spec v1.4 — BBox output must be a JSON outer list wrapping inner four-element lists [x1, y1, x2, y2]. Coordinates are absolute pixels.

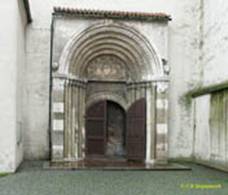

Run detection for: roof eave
[[23, 0, 32, 23], [53, 7, 172, 22]]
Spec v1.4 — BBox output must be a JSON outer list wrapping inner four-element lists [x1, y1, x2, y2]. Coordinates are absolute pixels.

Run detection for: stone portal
[[50, 7, 170, 165]]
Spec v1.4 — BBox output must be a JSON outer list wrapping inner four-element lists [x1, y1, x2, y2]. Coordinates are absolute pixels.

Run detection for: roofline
[[53, 7, 172, 22], [23, 0, 32, 23]]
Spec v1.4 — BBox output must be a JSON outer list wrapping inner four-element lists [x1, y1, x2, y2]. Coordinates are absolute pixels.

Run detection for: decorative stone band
[[51, 78, 65, 159], [155, 82, 169, 164], [53, 102, 64, 113], [156, 99, 168, 110], [52, 145, 64, 160], [53, 119, 64, 132]]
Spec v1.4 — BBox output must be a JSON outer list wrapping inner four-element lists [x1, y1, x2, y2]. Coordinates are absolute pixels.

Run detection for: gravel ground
[[0, 161, 228, 195]]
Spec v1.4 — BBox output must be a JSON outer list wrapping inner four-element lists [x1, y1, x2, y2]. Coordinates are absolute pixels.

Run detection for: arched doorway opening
[[85, 100, 126, 159], [85, 98, 147, 161]]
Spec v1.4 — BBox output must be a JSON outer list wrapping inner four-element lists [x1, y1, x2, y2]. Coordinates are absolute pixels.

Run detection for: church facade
[[0, 0, 228, 172]]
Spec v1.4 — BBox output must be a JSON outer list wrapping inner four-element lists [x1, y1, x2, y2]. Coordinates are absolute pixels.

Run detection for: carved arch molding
[[50, 18, 170, 165]]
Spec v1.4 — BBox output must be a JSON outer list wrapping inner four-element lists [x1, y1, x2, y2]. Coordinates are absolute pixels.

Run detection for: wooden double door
[[85, 98, 146, 161]]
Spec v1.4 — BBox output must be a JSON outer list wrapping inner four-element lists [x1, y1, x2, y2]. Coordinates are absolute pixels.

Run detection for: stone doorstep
[[43, 160, 191, 171]]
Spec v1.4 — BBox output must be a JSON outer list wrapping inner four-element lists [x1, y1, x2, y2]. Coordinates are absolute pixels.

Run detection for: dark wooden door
[[126, 98, 146, 161], [86, 101, 106, 156]]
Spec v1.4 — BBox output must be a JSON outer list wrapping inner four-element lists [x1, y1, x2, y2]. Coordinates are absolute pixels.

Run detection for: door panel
[[86, 101, 106, 156], [126, 98, 146, 161]]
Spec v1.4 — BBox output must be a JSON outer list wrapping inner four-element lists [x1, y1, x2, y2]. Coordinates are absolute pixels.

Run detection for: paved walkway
[[0, 161, 228, 195]]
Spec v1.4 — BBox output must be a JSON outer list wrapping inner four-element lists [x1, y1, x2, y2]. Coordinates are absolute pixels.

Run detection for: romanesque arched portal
[[50, 8, 170, 164]]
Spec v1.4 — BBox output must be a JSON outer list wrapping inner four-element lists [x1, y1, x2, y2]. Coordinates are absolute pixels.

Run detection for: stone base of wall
[[194, 159, 228, 172]]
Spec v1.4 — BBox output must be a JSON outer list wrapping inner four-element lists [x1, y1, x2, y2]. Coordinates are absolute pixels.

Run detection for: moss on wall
[[0, 173, 9, 177]]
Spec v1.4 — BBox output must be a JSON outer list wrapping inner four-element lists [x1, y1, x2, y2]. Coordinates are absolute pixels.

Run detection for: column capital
[[157, 82, 169, 93]]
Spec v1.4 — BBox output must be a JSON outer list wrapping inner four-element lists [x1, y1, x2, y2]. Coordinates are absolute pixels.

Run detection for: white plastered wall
[[193, 95, 211, 161], [202, 0, 228, 85], [191, 0, 228, 170], [0, 0, 27, 172]]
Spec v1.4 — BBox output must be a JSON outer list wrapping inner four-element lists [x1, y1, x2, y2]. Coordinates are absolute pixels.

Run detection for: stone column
[[63, 80, 69, 158], [155, 81, 169, 164], [71, 83, 78, 159], [127, 83, 135, 107], [127, 84, 132, 106], [146, 82, 156, 163], [139, 83, 145, 100], [131, 84, 135, 105], [77, 82, 86, 159], [80, 83, 86, 158], [135, 83, 140, 100], [64, 80, 72, 159], [64, 80, 81, 160], [77, 85, 81, 159]]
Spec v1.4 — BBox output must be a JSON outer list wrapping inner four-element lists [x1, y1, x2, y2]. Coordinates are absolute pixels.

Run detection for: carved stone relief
[[85, 55, 127, 80]]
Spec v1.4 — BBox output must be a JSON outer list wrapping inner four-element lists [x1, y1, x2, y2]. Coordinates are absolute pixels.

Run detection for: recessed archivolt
[[71, 32, 145, 63], [58, 21, 164, 81], [70, 33, 148, 77], [75, 39, 142, 78]]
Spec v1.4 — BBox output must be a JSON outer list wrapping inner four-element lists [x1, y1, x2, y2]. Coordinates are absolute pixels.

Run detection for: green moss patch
[[0, 173, 9, 178]]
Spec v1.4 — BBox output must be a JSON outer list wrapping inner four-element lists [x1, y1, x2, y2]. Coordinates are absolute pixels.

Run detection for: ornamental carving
[[85, 55, 127, 80], [157, 82, 169, 93]]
